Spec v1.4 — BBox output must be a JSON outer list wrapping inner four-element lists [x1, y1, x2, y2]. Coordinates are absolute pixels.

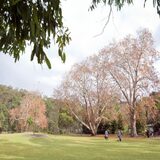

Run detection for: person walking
[[104, 130, 109, 139], [146, 129, 150, 138], [117, 129, 122, 141]]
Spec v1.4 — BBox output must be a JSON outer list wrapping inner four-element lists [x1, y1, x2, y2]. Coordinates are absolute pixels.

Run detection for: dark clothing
[[146, 130, 150, 138]]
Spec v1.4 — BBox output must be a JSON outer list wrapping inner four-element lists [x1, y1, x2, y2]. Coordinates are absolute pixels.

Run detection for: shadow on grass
[[25, 133, 48, 138]]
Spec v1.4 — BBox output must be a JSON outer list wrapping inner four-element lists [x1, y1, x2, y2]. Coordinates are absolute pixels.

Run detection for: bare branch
[[94, 5, 112, 37]]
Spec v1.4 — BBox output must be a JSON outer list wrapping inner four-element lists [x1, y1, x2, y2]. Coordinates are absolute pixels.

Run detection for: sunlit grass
[[0, 133, 160, 160]]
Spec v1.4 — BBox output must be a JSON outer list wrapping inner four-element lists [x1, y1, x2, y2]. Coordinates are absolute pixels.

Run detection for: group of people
[[104, 129, 122, 141], [104, 128, 156, 140]]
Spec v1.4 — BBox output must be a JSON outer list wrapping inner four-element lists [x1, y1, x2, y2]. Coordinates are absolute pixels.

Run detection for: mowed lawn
[[0, 133, 160, 160]]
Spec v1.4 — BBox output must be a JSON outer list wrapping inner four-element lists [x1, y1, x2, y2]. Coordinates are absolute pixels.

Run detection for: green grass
[[0, 133, 160, 160]]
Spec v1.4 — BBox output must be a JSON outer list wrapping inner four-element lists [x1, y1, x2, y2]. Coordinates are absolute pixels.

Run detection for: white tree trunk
[[130, 108, 138, 137]]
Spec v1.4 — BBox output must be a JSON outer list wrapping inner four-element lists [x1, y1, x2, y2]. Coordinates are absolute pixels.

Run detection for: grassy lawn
[[0, 133, 160, 160]]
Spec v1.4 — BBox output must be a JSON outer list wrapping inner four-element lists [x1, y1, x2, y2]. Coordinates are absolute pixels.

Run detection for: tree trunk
[[90, 128, 97, 136], [89, 124, 97, 136], [130, 108, 138, 137]]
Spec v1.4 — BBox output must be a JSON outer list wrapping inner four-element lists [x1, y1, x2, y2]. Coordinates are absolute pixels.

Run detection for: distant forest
[[0, 84, 160, 136]]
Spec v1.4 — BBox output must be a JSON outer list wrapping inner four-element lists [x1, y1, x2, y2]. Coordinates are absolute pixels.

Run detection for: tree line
[[0, 85, 159, 136], [0, 85, 80, 134], [0, 29, 160, 136]]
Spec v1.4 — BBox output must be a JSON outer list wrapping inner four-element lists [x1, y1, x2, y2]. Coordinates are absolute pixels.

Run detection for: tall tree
[[55, 55, 118, 135], [100, 29, 159, 136]]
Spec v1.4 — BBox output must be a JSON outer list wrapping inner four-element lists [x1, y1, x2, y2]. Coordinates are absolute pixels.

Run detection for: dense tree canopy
[[45, 98, 60, 134], [9, 93, 48, 132]]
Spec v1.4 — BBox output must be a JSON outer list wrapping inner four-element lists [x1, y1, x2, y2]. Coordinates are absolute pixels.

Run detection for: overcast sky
[[0, 0, 160, 97]]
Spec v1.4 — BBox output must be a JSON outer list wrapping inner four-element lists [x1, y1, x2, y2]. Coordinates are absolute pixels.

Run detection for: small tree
[[27, 117, 33, 131], [45, 98, 60, 134], [59, 111, 74, 134], [117, 114, 124, 130], [9, 93, 47, 132], [110, 120, 117, 134]]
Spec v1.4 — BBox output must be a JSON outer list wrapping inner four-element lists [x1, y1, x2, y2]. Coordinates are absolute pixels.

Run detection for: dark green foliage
[[0, 0, 71, 68], [82, 125, 92, 134], [153, 123, 160, 134], [27, 117, 33, 127], [90, 0, 160, 15], [155, 97, 160, 110], [45, 98, 60, 134], [154, 96, 160, 134], [117, 114, 124, 130], [0, 104, 8, 131], [97, 117, 124, 134], [59, 112, 74, 128], [1, 0, 159, 69], [45, 98, 81, 134], [0, 85, 26, 109], [97, 121, 110, 134], [136, 120, 145, 134], [150, 92, 160, 133], [90, 0, 133, 11], [84, 119, 123, 135], [110, 120, 117, 134], [58, 108, 79, 134], [0, 85, 27, 132]]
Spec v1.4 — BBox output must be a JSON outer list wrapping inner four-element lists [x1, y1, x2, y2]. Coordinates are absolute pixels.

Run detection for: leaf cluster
[[90, 0, 133, 10], [0, 0, 71, 68], [90, 0, 160, 14]]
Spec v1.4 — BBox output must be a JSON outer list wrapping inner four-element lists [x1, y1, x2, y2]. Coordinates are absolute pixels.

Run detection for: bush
[[136, 120, 145, 134], [110, 120, 118, 134]]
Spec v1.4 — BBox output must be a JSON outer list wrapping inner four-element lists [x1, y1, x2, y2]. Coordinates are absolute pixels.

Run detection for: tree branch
[[94, 5, 112, 37]]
